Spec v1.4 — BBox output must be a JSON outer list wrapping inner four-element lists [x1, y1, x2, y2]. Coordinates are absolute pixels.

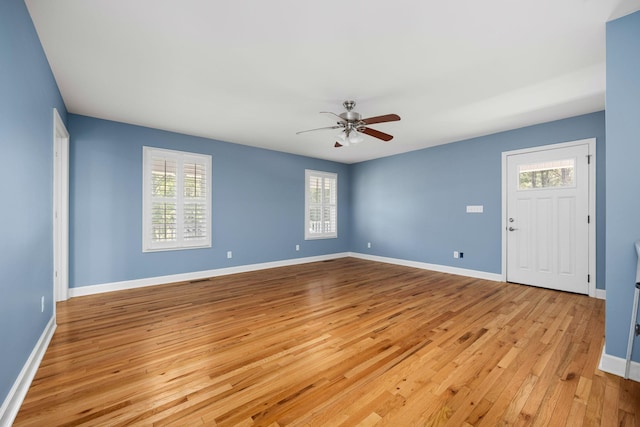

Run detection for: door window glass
[[518, 159, 575, 190]]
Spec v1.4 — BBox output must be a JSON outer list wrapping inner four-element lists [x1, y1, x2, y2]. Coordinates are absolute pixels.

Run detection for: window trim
[[142, 146, 212, 252], [305, 169, 338, 240]]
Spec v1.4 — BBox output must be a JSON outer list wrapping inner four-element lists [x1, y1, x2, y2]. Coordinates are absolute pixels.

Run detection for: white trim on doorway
[[501, 138, 597, 297], [53, 108, 69, 303]]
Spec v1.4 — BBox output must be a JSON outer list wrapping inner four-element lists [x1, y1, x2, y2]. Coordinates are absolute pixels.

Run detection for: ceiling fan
[[296, 100, 400, 148]]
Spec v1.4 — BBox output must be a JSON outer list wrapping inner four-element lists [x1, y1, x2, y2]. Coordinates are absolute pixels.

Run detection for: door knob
[[508, 227, 518, 231]]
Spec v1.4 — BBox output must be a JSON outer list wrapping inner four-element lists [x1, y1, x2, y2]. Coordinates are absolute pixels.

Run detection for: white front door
[[506, 143, 590, 294]]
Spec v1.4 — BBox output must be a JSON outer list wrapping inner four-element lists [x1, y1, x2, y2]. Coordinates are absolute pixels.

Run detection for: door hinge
[[587, 274, 590, 283], [587, 154, 591, 164], [587, 215, 590, 224]]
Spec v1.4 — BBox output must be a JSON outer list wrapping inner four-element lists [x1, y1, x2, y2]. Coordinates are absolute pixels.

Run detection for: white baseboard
[[69, 253, 351, 298], [68, 252, 603, 300], [0, 316, 56, 426], [349, 252, 504, 282], [349, 253, 607, 300], [599, 345, 640, 382]]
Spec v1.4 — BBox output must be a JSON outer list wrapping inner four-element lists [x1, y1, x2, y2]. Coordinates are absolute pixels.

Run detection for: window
[[518, 159, 575, 190], [143, 147, 211, 252], [305, 169, 337, 239]]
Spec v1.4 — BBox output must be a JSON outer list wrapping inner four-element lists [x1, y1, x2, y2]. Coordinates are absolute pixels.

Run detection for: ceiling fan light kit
[[335, 129, 364, 147], [348, 130, 364, 144], [297, 100, 400, 148]]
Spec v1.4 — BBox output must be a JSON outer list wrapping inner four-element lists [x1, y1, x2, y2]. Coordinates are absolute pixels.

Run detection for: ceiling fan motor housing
[[339, 111, 362, 122], [340, 100, 361, 122]]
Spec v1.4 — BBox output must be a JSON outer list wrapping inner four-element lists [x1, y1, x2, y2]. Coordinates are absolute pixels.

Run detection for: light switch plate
[[466, 205, 484, 213]]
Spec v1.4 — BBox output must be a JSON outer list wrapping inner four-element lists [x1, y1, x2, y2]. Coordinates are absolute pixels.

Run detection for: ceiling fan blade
[[334, 142, 343, 148], [361, 127, 394, 142], [296, 125, 342, 135], [361, 114, 401, 125], [320, 111, 344, 121]]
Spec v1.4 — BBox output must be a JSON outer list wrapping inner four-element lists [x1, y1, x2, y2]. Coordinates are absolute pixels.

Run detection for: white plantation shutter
[[305, 170, 337, 239], [150, 154, 177, 244], [143, 147, 211, 252], [182, 157, 208, 242]]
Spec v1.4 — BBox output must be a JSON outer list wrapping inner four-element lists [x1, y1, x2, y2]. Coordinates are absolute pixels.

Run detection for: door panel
[[558, 196, 575, 275], [515, 199, 531, 270], [536, 197, 552, 273]]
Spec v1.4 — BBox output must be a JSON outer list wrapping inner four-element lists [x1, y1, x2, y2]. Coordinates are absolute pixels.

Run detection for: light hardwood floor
[[14, 258, 640, 426]]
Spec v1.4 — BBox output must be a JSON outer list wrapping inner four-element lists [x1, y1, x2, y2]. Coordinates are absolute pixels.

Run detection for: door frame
[[53, 108, 69, 304], [501, 138, 597, 297]]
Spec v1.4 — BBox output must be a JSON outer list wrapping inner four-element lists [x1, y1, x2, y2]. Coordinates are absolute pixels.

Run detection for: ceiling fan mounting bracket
[[343, 100, 356, 111]]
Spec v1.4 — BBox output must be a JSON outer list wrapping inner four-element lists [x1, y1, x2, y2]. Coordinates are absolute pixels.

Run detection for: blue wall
[[68, 115, 351, 288], [0, 0, 67, 408], [351, 112, 606, 288], [605, 11, 640, 362], [70, 112, 606, 289]]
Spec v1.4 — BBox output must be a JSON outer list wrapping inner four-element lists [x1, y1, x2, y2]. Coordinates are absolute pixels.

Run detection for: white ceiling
[[25, 0, 640, 164]]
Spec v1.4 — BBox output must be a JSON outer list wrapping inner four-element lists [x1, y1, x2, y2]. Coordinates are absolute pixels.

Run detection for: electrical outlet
[[453, 251, 459, 258], [295, 244, 300, 251], [466, 205, 484, 213], [367, 242, 371, 248], [41, 296, 44, 313], [227, 251, 232, 259]]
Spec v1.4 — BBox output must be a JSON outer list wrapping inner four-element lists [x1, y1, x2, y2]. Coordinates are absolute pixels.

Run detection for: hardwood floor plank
[[13, 258, 639, 426]]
